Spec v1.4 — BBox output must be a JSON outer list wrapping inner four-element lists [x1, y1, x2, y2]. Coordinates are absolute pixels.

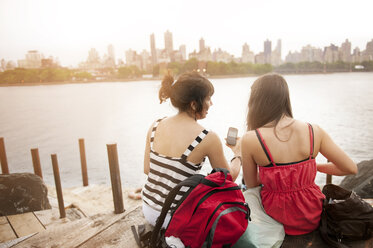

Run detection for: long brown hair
[[247, 73, 293, 130]]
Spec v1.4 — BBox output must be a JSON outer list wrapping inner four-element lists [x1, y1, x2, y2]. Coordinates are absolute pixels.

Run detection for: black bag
[[320, 184, 373, 248]]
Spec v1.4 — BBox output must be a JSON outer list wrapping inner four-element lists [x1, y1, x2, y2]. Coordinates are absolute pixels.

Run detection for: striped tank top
[[142, 118, 209, 212]]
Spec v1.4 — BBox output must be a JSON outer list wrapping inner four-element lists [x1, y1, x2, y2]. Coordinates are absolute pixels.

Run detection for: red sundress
[[256, 124, 325, 235]]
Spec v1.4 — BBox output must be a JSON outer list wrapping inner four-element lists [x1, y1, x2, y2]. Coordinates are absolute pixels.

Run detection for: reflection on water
[[0, 72, 372, 187]]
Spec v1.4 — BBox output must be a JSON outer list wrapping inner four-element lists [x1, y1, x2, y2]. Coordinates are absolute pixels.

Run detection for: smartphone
[[227, 127, 238, 146]]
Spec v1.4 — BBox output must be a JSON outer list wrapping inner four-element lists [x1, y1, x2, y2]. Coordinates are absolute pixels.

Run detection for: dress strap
[[255, 129, 276, 167], [150, 118, 166, 150], [181, 130, 209, 160], [307, 123, 314, 159]]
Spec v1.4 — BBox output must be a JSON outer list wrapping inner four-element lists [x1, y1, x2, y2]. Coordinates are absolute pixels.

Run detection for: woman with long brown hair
[[241, 73, 357, 235]]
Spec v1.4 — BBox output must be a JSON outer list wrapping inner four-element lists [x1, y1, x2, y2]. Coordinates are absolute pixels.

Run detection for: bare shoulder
[[242, 130, 257, 143], [307, 123, 325, 138], [241, 131, 258, 149], [203, 130, 222, 145]]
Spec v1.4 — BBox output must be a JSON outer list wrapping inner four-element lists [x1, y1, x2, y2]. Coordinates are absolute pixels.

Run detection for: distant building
[[241, 43, 255, 63], [83, 48, 102, 69], [18, 50, 42, 69], [212, 48, 233, 63], [157, 49, 171, 64], [41, 57, 58, 68], [363, 39, 373, 61], [255, 52, 267, 64], [0, 59, 6, 72], [340, 39, 351, 63], [140, 49, 152, 71], [150, 33, 157, 66], [125, 49, 142, 69], [271, 39, 282, 66], [285, 51, 301, 63], [324, 44, 339, 63], [199, 38, 206, 53], [164, 30, 174, 60], [105, 44, 116, 68], [264, 39, 272, 64], [300, 45, 323, 62], [352, 47, 362, 63], [179, 45, 186, 61]]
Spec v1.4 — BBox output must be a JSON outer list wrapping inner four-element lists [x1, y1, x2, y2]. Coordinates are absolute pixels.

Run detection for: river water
[[0, 72, 372, 188]]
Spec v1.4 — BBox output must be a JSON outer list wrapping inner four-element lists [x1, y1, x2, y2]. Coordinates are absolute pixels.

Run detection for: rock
[[339, 159, 373, 198], [0, 173, 51, 216]]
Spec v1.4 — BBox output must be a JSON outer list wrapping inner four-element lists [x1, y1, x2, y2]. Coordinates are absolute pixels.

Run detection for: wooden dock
[[0, 184, 144, 248], [1, 192, 373, 248]]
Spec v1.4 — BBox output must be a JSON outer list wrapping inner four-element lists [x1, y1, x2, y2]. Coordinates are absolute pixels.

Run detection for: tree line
[[1, 60, 372, 84]]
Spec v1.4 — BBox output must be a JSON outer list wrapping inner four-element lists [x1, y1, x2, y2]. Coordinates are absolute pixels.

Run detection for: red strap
[[307, 123, 314, 159], [256, 129, 276, 167]]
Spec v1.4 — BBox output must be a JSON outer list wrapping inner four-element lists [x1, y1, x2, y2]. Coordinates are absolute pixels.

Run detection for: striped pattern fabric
[[142, 118, 209, 212]]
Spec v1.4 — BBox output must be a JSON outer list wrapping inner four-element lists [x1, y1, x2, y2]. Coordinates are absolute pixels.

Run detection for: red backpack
[[150, 168, 250, 248]]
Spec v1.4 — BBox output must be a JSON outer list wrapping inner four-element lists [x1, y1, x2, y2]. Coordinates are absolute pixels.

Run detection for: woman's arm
[[205, 131, 241, 181], [317, 125, 357, 175], [143, 125, 153, 175], [241, 132, 261, 188]]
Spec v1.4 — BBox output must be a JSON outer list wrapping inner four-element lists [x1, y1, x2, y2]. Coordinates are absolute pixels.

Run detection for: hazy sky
[[0, 0, 372, 67]]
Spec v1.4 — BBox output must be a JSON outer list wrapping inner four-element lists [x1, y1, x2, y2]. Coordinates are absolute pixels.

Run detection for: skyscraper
[[271, 39, 282, 66], [179, 45, 186, 61], [264, 39, 272, 64], [199, 38, 205, 53], [164, 30, 174, 57], [241, 43, 254, 63], [340, 39, 351, 63], [150, 33, 157, 66], [107, 44, 116, 67]]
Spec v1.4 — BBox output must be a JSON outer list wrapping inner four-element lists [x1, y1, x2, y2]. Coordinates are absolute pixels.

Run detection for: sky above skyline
[[0, 0, 372, 67]]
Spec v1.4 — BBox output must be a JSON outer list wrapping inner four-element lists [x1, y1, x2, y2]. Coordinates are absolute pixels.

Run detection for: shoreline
[[0, 71, 370, 87]]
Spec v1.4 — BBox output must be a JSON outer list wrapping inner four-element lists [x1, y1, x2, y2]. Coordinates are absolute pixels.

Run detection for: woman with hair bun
[[141, 72, 242, 227]]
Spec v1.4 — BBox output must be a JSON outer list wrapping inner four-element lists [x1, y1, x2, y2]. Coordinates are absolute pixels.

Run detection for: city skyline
[[1, 0, 372, 67]]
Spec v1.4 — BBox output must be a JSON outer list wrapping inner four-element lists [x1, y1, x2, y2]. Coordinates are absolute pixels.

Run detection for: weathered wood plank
[[7, 212, 45, 238], [0, 216, 8, 225], [0, 233, 37, 248], [34, 207, 85, 229], [0, 216, 17, 242], [13, 211, 127, 248], [79, 206, 146, 248]]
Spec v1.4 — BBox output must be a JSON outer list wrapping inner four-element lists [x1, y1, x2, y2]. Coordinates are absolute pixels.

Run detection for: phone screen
[[228, 128, 238, 137]]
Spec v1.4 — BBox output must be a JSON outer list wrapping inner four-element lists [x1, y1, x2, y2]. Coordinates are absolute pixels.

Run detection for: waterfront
[[0, 72, 372, 188]]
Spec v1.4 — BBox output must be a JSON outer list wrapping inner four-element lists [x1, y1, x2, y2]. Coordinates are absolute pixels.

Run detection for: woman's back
[[253, 119, 325, 235], [152, 114, 208, 165], [253, 120, 318, 166]]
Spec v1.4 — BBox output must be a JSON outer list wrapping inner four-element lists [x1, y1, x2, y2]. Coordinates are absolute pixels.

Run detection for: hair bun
[[159, 71, 174, 103]]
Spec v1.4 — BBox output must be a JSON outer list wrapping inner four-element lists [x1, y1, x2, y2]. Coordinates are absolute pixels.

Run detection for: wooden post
[[326, 174, 332, 184], [0, 137, 9, 174], [107, 144, 124, 214], [31, 148, 43, 179], [326, 159, 332, 184], [51, 154, 66, 218], [79, 139, 88, 186]]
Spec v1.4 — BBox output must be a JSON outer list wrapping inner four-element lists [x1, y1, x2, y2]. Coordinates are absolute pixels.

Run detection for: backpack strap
[[150, 173, 205, 246], [255, 129, 276, 167], [201, 168, 229, 187], [181, 129, 209, 161], [203, 206, 250, 248]]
